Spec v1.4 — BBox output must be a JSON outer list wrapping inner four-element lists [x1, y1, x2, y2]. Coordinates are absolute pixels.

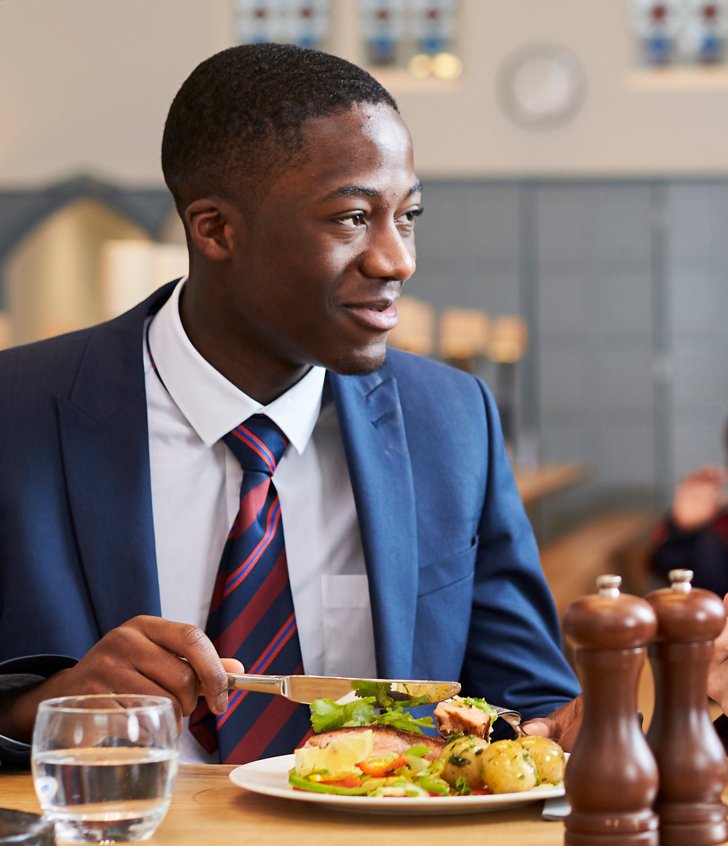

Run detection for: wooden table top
[[1, 764, 568, 846]]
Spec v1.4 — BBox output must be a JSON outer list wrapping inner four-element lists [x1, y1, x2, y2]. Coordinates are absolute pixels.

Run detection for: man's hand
[[708, 594, 728, 715], [0, 615, 244, 743], [672, 465, 728, 531], [521, 695, 583, 752]]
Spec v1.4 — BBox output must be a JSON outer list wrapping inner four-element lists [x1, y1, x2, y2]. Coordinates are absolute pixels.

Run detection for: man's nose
[[361, 223, 416, 282]]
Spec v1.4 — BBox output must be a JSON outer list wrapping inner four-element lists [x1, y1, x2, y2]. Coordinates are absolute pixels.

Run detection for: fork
[[493, 706, 525, 737]]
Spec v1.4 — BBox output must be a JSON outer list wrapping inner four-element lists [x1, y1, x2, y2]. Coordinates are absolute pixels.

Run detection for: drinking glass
[[31, 694, 178, 844], [0, 809, 55, 845]]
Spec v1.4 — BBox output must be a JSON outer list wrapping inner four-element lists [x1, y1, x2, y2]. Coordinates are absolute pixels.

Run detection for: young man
[[0, 43, 580, 766]]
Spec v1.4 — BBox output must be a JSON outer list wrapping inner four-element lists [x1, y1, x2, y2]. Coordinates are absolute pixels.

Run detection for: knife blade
[[225, 673, 460, 705]]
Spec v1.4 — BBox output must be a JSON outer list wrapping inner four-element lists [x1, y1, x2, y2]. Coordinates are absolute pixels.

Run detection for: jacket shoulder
[[381, 348, 494, 406], [0, 282, 176, 393]]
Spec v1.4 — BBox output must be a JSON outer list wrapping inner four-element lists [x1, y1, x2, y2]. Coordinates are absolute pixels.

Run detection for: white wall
[[0, 0, 233, 186], [2, 0, 728, 185]]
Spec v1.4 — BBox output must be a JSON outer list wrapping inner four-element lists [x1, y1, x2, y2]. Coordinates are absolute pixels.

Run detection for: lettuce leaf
[[308, 697, 376, 732], [309, 697, 435, 734], [351, 680, 432, 709]]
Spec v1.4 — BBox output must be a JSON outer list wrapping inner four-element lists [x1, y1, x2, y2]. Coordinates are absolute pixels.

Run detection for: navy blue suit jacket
[[0, 283, 579, 763]]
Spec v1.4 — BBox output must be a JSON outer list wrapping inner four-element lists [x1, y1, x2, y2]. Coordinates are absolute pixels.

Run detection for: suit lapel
[[57, 286, 175, 636], [329, 367, 418, 678]]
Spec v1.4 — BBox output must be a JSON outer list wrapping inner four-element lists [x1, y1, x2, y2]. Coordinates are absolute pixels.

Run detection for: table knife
[[225, 673, 460, 705]]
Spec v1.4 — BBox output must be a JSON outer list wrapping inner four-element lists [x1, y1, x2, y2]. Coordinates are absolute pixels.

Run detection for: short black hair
[[161, 43, 399, 213]]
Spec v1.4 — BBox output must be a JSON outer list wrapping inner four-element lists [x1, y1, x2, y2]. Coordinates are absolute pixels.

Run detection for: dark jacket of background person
[[649, 511, 728, 597]]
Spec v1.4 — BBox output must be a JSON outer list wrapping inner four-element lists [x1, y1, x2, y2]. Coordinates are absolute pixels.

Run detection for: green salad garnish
[[350, 680, 432, 710], [309, 696, 434, 734]]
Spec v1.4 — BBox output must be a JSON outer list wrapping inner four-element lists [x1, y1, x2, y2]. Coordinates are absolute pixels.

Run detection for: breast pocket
[[417, 536, 479, 598], [413, 538, 478, 679]]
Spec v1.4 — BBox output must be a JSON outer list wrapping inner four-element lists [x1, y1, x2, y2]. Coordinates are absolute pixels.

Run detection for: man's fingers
[[707, 594, 728, 709], [145, 618, 230, 715], [521, 718, 550, 737], [221, 658, 245, 674], [521, 696, 583, 753], [102, 616, 230, 717]]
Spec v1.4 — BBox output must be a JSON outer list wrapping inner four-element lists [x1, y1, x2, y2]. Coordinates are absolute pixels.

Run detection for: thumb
[[221, 658, 245, 674], [521, 718, 551, 737]]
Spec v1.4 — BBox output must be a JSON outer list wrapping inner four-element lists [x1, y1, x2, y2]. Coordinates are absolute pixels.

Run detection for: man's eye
[[338, 212, 366, 228], [399, 207, 423, 226]]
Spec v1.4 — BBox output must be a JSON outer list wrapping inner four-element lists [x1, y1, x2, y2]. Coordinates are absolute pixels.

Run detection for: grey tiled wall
[[666, 183, 728, 484], [414, 178, 728, 535]]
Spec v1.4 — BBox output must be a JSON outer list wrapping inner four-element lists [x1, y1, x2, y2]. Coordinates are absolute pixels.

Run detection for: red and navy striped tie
[[190, 415, 311, 763]]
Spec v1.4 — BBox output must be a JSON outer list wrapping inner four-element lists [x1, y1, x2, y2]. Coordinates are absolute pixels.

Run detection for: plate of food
[[229, 693, 566, 815]]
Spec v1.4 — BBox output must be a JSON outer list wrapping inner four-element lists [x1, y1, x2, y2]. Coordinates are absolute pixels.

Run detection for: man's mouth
[[344, 298, 400, 332]]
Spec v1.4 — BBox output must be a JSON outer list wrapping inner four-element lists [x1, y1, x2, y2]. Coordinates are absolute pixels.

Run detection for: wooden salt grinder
[[563, 574, 659, 846], [646, 568, 728, 846]]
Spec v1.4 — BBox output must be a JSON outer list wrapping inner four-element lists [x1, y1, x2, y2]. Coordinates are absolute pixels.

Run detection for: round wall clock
[[498, 44, 586, 129]]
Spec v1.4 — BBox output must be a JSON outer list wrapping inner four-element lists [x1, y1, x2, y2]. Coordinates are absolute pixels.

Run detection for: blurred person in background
[[648, 417, 728, 597]]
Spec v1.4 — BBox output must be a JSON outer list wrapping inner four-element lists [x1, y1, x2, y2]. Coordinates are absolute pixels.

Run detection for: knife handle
[[226, 673, 285, 696]]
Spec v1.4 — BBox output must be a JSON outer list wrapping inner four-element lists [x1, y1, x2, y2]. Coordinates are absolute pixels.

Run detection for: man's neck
[[179, 275, 311, 404]]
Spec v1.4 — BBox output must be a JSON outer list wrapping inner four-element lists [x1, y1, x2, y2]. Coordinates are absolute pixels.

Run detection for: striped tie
[[190, 415, 311, 763]]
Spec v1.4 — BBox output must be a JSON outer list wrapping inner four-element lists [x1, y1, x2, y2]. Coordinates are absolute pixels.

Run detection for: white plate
[[229, 754, 565, 816]]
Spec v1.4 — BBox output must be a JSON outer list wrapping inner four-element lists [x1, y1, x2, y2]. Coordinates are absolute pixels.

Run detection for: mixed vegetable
[[288, 694, 565, 798]]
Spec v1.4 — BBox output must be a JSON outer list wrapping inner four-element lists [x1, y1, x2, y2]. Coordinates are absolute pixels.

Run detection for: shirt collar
[[147, 278, 325, 454]]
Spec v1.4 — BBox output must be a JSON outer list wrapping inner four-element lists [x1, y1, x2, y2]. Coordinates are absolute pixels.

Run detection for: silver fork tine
[[494, 707, 525, 737]]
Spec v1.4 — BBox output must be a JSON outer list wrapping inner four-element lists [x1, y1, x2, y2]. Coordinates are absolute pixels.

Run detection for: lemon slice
[[294, 730, 375, 777]]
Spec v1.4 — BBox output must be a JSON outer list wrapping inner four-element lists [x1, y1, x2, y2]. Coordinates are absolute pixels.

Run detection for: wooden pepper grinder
[[646, 568, 728, 846], [563, 574, 659, 846]]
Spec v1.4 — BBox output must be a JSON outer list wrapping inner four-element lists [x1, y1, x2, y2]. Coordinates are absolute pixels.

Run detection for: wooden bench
[[540, 511, 656, 619]]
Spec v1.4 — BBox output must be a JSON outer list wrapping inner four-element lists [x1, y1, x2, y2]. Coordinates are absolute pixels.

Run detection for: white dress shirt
[[145, 279, 376, 762]]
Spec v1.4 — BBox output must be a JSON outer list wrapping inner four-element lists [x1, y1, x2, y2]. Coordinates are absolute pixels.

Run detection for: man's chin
[[330, 346, 388, 376]]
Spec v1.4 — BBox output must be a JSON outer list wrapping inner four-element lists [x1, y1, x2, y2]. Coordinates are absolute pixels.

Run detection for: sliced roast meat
[[434, 699, 492, 739]]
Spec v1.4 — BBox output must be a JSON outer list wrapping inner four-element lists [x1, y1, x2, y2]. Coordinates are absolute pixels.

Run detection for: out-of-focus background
[[2, 0, 727, 610]]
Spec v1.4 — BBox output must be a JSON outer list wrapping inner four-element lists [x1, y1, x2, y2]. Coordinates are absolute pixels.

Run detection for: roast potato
[[437, 734, 490, 790], [517, 735, 565, 785], [480, 739, 538, 793]]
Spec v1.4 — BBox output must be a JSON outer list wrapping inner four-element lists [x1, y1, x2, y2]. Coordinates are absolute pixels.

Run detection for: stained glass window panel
[[680, 0, 727, 64], [359, 0, 460, 76], [234, 0, 330, 50], [630, 0, 728, 66]]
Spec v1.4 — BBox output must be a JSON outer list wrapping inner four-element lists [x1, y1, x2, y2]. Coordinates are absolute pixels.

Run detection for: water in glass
[[32, 695, 178, 843]]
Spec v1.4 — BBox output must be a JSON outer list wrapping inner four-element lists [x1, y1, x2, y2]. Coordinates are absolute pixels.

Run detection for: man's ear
[[184, 198, 240, 261]]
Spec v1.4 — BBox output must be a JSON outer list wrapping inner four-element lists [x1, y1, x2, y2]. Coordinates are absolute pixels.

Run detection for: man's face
[[221, 102, 421, 379]]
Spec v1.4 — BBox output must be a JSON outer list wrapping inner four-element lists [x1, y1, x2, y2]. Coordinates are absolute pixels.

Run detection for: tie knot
[[223, 415, 288, 475]]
